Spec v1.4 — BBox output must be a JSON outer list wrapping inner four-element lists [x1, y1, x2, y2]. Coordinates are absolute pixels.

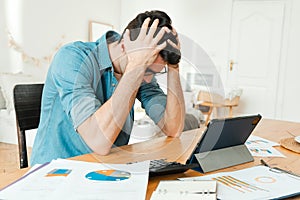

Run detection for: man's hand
[[123, 18, 167, 73], [166, 28, 181, 69]]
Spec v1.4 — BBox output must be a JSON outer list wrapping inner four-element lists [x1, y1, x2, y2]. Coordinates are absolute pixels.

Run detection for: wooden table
[[1, 119, 300, 199]]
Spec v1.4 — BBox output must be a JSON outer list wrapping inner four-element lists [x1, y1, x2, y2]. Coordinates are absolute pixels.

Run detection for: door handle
[[229, 60, 237, 71]]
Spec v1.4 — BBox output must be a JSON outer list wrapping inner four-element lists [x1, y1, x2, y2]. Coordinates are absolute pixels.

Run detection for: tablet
[[189, 114, 262, 161]]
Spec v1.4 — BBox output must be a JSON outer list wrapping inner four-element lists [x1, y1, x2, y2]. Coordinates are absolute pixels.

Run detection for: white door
[[227, 1, 285, 118]]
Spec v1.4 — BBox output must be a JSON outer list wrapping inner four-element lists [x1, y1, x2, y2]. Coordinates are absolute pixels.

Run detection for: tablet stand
[[193, 144, 254, 173]]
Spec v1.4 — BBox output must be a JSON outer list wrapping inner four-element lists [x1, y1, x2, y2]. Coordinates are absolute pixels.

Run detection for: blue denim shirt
[[31, 31, 167, 165]]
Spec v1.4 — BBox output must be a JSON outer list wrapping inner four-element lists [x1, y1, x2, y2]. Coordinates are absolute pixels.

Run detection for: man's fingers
[[138, 17, 151, 40], [152, 26, 167, 45], [172, 27, 177, 35], [147, 19, 159, 38], [177, 39, 181, 49], [167, 39, 179, 49], [169, 27, 180, 47], [123, 29, 130, 44], [156, 41, 167, 53]]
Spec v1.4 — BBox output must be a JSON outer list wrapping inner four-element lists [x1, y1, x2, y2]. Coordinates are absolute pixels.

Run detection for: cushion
[[0, 73, 43, 112], [0, 86, 6, 109]]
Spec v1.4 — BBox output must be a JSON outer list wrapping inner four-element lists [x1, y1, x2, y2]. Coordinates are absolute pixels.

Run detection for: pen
[[260, 159, 300, 179], [272, 167, 300, 179], [260, 159, 270, 167]]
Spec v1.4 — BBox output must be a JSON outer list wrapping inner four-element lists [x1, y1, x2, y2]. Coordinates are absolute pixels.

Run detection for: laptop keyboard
[[149, 159, 198, 177]]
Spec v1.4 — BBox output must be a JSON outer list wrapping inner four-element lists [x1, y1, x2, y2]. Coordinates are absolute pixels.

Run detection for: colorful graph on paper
[[85, 170, 131, 181], [248, 147, 285, 157], [246, 135, 279, 147], [46, 169, 72, 177], [213, 176, 268, 193]]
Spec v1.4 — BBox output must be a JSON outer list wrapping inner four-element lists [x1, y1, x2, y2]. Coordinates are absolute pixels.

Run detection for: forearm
[[158, 67, 185, 137], [78, 67, 144, 155]]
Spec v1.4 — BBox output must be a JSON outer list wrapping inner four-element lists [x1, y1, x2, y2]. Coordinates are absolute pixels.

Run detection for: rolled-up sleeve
[[137, 79, 167, 124], [50, 43, 101, 128]]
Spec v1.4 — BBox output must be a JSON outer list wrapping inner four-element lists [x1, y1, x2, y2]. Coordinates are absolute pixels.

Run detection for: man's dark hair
[[120, 10, 181, 65]]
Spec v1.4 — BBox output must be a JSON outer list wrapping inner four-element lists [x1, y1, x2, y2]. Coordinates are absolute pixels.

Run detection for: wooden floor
[[0, 142, 32, 175]]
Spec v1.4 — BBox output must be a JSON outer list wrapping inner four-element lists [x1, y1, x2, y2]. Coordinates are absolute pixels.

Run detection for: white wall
[[0, 0, 121, 76], [120, 0, 232, 75], [278, 0, 300, 122], [119, 0, 300, 122], [119, 0, 233, 119], [0, 0, 121, 145]]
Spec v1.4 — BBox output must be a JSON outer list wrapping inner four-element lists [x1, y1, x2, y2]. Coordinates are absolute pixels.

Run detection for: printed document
[[0, 159, 150, 200]]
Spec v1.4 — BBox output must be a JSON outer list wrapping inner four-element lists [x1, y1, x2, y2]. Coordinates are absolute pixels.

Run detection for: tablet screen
[[193, 114, 261, 154]]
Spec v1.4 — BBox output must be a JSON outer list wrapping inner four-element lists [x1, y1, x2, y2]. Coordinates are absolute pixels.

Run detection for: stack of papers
[[0, 159, 150, 200]]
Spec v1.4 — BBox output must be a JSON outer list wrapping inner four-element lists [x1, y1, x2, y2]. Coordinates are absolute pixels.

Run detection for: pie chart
[[85, 170, 131, 181]]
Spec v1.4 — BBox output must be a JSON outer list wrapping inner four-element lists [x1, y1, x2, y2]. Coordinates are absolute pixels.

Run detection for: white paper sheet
[[247, 146, 285, 157], [246, 135, 285, 157], [179, 166, 300, 200], [246, 135, 279, 147], [0, 159, 150, 200], [151, 180, 217, 200]]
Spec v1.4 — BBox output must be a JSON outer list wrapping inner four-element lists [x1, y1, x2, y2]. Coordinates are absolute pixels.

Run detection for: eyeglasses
[[144, 66, 167, 76]]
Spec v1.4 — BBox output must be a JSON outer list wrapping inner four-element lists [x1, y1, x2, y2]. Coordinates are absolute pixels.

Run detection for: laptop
[[149, 114, 262, 176]]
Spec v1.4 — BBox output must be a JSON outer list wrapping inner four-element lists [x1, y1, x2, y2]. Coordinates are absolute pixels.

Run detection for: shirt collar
[[96, 31, 120, 70]]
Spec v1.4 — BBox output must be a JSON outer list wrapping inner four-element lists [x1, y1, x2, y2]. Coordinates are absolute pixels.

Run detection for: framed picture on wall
[[88, 21, 113, 42]]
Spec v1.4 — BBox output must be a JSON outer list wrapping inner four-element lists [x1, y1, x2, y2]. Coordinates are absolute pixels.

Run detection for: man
[[31, 10, 186, 165]]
